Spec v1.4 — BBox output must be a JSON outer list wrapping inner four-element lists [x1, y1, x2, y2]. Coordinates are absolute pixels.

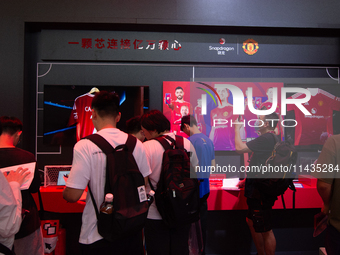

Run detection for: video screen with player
[[163, 81, 284, 151]]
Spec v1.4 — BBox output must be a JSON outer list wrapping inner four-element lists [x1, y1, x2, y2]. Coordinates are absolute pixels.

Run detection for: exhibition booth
[[24, 25, 340, 254]]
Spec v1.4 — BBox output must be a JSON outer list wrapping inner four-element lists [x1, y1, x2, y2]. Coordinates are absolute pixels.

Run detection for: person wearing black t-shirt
[[0, 116, 44, 255], [235, 112, 279, 255]]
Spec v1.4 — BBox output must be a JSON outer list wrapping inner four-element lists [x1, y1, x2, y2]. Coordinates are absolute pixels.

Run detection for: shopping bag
[[38, 190, 60, 254], [41, 219, 60, 254]]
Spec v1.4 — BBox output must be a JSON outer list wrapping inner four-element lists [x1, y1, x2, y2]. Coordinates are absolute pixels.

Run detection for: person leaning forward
[[141, 110, 199, 255], [235, 112, 280, 255], [63, 91, 151, 255]]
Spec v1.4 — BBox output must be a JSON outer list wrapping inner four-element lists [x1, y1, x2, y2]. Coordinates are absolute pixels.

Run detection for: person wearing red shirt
[[287, 88, 340, 146], [166, 86, 191, 138], [194, 98, 207, 135], [209, 85, 241, 151]]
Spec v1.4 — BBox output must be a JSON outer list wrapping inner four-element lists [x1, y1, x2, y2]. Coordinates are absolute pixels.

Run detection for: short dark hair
[[0, 116, 23, 136], [126, 116, 142, 134], [175, 86, 183, 91], [141, 110, 170, 134], [91, 91, 120, 118], [264, 112, 279, 130], [180, 115, 197, 131]]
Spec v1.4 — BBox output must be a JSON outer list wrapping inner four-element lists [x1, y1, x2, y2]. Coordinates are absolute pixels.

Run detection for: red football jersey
[[209, 105, 238, 150], [287, 89, 340, 146], [68, 93, 96, 141]]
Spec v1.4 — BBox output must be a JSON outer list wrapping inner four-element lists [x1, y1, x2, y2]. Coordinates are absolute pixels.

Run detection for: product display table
[[33, 175, 323, 213], [208, 175, 323, 210], [33, 186, 86, 213]]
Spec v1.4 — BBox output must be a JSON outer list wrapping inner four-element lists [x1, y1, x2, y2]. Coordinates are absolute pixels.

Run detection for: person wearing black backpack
[[141, 110, 199, 255], [63, 91, 151, 255], [235, 112, 280, 255], [126, 116, 146, 142]]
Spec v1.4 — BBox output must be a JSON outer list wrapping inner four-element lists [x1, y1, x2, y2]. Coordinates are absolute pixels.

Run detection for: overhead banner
[[41, 30, 340, 64]]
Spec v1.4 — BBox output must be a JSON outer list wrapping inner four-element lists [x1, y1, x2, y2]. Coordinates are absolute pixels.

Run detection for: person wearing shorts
[[246, 198, 275, 233], [235, 112, 279, 255]]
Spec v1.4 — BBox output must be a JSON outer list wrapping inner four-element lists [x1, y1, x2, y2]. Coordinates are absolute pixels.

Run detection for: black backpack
[[256, 134, 298, 207], [0, 243, 13, 255], [149, 135, 200, 228], [86, 134, 149, 241]]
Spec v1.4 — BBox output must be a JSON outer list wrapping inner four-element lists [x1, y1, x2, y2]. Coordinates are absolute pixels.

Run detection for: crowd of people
[[1, 89, 339, 255]]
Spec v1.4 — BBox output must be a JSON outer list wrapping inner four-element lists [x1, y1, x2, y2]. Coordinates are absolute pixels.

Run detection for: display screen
[[57, 170, 70, 186], [43, 85, 149, 145], [163, 81, 340, 152], [163, 81, 284, 151]]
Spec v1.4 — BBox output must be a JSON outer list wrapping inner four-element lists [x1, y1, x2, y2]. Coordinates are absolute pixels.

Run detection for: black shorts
[[80, 230, 144, 255], [246, 198, 275, 233]]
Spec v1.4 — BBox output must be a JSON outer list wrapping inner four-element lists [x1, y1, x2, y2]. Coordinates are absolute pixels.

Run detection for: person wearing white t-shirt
[[63, 91, 151, 255], [141, 109, 198, 255]]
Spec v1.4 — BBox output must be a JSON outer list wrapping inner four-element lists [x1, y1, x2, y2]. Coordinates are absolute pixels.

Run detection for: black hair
[[141, 110, 170, 134], [0, 116, 23, 136], [264, 112, 279, 130], [91, 91, 120, 118], [126, 116, 142, 134], [180, 115, 197, 131], [175, 86, 184, 91]]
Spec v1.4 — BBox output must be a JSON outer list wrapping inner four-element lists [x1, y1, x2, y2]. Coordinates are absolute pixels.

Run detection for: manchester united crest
[[242, 39, 259, 55]]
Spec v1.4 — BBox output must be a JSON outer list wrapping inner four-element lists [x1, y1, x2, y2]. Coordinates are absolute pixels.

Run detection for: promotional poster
[[163, 81, 284, 150], [163, 81, 340, 180]]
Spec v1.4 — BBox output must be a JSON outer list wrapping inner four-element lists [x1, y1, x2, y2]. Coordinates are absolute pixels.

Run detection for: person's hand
[[237, 179, 246, 189], [234, 122, 243, 131], [234, 116, 244, 131], [164, 95, 174, 110], [168, 102, 174, 110], [4, 167, 30, 186], [322, 203, 330, 215]]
